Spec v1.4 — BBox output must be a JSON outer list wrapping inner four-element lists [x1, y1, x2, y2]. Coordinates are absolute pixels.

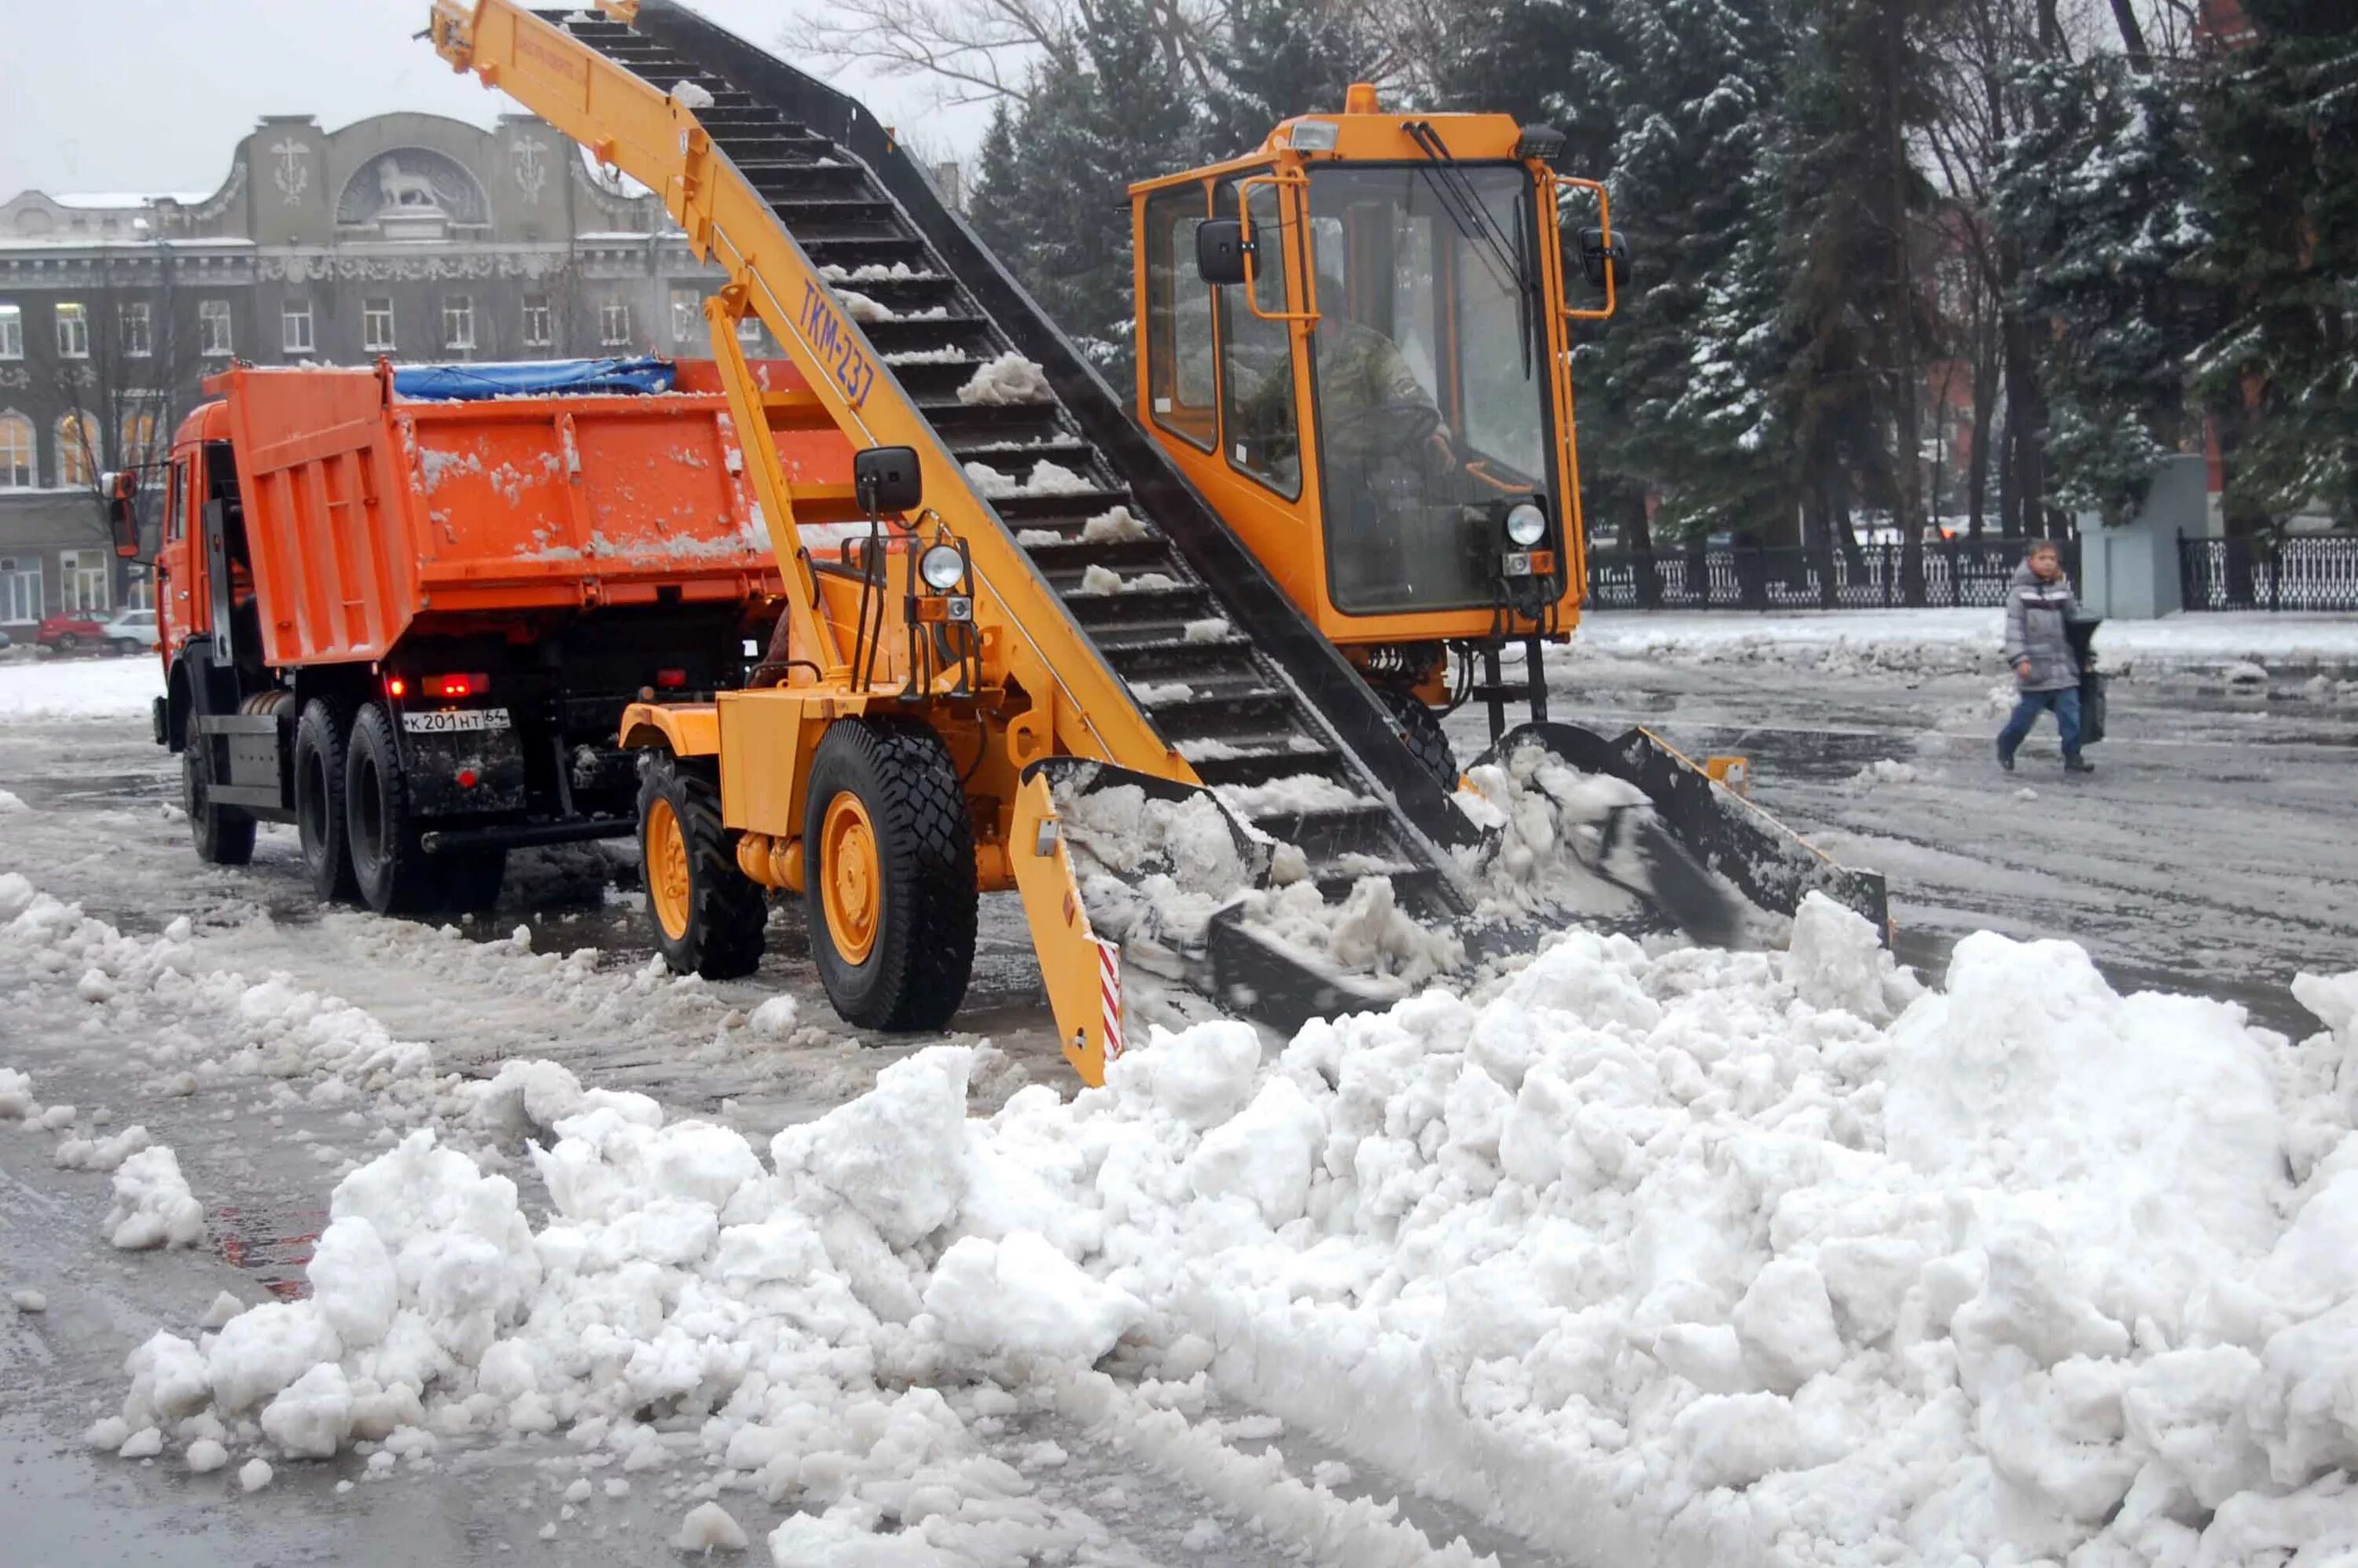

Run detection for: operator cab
[[1130, 86, 1622, 747]]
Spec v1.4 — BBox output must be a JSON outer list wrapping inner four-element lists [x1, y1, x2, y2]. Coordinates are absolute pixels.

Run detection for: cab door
[[156, 449, 207, 652]]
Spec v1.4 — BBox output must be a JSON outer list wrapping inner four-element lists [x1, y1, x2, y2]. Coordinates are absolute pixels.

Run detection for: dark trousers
[[1999, 687, 2082, 760]]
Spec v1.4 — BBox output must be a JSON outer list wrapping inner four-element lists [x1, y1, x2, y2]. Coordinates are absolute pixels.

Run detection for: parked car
[[35, 611, 108, 654], [99, 607, 158, 655], [0, 629, 13, 652]]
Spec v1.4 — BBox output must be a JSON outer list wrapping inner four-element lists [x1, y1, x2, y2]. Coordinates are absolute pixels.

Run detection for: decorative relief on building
[[512, 138, 550, 203], [261, 248, 571, 283], [270, 139, 312, 206], [335, 150, 490, 228]]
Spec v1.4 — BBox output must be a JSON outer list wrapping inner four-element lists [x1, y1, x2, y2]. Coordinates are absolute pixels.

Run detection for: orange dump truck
[[125, 356, 855, 914]]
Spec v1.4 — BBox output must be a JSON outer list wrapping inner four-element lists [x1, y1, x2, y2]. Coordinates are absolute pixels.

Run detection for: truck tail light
[[655, 668, 687, 689], [386, 676, 408, 698], [424, 673, 489, 700]]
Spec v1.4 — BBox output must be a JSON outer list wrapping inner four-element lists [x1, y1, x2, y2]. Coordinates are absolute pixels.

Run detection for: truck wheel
[[294, 700, 358, 902], [639, 752, 766, 979], [440, 851, 508, 915], [803, 719, 976, 1032], [182, 737, 255, 867], [1376, 683, 1459, 789], [344, 703, 442, 915], [55, 632, 79, 655]]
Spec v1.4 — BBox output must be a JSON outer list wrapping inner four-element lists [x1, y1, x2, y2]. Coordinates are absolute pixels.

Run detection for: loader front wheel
[[638, 753, 766, 980], [1376, 683, 1459, 789], [803, 719, 975, 1032]]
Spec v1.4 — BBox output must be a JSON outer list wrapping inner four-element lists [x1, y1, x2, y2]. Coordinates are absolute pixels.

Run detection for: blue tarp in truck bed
[[391, 357, 675, 400]]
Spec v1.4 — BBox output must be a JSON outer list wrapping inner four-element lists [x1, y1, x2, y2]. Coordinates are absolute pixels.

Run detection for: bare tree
[[30, 243, 193, 604]]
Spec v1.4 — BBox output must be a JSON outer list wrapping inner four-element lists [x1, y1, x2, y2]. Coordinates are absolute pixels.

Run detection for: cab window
[[1144, 185, 1218, 453], [165, 455, 189, 542], [1217, 178, 1302, 500]]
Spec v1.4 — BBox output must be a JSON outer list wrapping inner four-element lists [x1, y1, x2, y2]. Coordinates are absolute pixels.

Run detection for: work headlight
[[919, 543, 966, 592], [1504, 502, 1548, 548]]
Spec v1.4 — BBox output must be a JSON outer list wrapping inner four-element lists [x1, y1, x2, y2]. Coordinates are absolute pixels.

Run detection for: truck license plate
[[402, 707, 511, 734]]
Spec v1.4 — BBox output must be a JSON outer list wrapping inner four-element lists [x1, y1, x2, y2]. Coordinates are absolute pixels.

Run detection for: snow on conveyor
[[22, 824, 2358, 1567]]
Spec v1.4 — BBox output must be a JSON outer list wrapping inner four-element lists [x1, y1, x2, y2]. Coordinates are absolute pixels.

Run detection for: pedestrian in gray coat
[[1998, 540, 2095, 773]]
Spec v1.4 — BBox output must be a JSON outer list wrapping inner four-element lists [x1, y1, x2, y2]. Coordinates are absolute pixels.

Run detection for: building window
[[363, 297, 396, 354], [600, 299, 632, 347], [57, 412, 98, 487], [737, 316, 763, 346], [670, 286, 702, 343], [56, 302, 89, 358], [199, 299, 233, 357], [120, 409, 161, 467], [0, 304, 20, 360], [120, 301, 152, 358], [522, 296, 552, 348], [442, 295, 476, 351], [281, 299, 314, 356], [60, 548, 110, 614], [123, 568, 154, 611], [0, 559, 41, 624], [0, 412, 30, 487]]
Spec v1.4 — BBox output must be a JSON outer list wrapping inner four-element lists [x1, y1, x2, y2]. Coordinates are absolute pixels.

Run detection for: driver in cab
[[1240, 255, 1453, 482]]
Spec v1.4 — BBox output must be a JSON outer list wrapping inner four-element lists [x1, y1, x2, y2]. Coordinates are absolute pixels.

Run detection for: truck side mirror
[[1577, 227, 1631, 290], [1196, 218, 1251, 287], [854, 445, 922, 516], [105, 469, 142, 560]]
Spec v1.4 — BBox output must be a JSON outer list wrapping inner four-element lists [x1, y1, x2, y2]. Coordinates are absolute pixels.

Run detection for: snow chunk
[[208, 1301, 342, 1414], [956, 351, 1050, 406], [747, 995, 800, 1040], [104, 1144, 206, 1250], [260, 1362, 355, 1458], [11, 1289, 45, 1312], [670, 80, 714, 109], [1079, 505, 1149, 542], [1787, 890, 1912, 1023], [307, 1215, 399, 1350], [1851, 758, 1918, 786], [1187, 1076, 1324, 1226], [924, 1231, 1144, 1364], [238, 1457, 273, 1492], [1182, 616, 1231, 643], [0, 788, 25, 813], [2295, 970, 2358, 1046], [773, 1046, 972, 1247], [55, 1122, 151, 1172], [1732, 1258, 1845, 1393], [675, 1500, 749, 1551], [0, 1067, 31, 1119], [185, 1438, 228, 1474]]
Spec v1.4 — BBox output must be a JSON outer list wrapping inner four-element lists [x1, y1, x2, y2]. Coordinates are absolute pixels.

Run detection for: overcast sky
[[0, 0, 995, 201]]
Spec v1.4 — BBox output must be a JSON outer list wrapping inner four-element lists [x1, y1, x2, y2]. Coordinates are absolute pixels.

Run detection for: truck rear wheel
[[294, 699, 358, 903], [345, 703, 441, 915], [802, 719, 976, 1032], [638, 753, 766, 979], [182, 736, 255, 867]]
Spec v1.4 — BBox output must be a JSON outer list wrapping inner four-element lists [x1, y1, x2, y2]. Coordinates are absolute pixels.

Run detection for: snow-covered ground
[[6, 652, 2358, 1564], [1576, 608, 2358, 678], [0, 652, 163, 721]]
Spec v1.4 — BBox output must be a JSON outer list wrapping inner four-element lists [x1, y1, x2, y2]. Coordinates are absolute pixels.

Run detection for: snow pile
[[1074, 564, 1181, 596], [1059, 782, 1257, 953], [0, 788, 25, 813], [1852, 758, 1919, 786], [670, 80, 714, 109], [56, 1122, 152, 1172], [0, 1065, 33, 1118], [105, 1144, 206, 1249], [1453, 744, 1651, 924], [1081, 505, 1150, 543], [956, 351, 1051, 406], [0, 657, 163, 721], [963, 459, 1096, 498]]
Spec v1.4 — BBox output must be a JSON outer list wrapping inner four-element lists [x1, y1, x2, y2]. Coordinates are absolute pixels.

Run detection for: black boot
[[1996, 741, 2015, 772], [2063, 754, 2095, 773]]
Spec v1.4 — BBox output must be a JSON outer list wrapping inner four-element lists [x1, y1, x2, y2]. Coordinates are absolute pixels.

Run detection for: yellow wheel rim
[[646, 797, 692, 942], [820, 790, 880, 964]]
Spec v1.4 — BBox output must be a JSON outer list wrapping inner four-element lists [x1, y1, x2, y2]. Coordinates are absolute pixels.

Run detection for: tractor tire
[[344, 703, 442, 915], [802, 718, 976, 1032], [439, 850, 509, 915], [182, 734, 255, 867], [638, 752, 766, 980], [294, 699, 358, 903], [1376, 683, 1460, 790]]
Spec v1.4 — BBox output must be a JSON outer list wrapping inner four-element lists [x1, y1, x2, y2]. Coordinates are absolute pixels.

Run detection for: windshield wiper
[[1401, 120, 1530, 304]]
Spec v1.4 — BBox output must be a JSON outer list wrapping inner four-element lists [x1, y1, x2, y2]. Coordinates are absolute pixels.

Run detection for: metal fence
[[2179, 535, 2358, 612], [1585, 538, 2078, 611]]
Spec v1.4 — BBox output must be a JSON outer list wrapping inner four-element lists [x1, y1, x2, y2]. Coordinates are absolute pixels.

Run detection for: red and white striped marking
[[1094, 937, 1126, 1063]]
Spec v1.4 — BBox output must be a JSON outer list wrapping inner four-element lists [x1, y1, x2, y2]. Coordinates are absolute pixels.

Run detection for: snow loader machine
[[426, 0, 1886, 1082]]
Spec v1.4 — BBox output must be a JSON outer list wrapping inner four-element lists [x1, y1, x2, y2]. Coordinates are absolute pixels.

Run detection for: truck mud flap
[[1476, 721, 1890, 942]]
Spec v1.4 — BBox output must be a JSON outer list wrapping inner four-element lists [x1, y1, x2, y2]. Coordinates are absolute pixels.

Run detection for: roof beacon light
[[1288, 119, 1340, 153]]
